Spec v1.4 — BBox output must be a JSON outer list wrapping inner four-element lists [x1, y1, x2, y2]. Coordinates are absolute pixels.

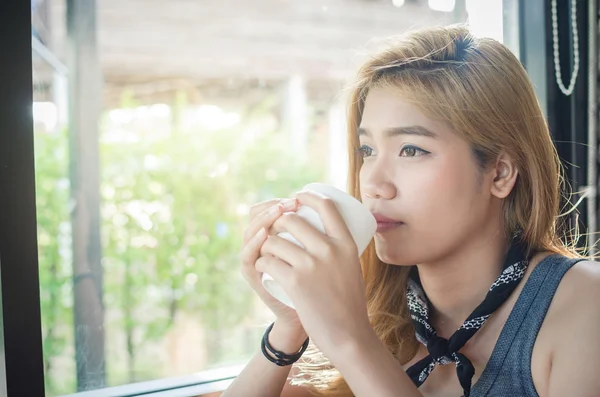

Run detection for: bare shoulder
[[550, 259, 600, 332], [555, 259, 600, 304], [544, 259, 600, 322]]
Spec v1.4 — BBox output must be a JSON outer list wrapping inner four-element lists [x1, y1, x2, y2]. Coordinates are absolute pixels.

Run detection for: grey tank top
[[469, 254, 584, 396]]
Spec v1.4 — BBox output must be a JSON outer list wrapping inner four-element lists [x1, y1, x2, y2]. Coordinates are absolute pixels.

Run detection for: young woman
[[222, 25, 600, 397]]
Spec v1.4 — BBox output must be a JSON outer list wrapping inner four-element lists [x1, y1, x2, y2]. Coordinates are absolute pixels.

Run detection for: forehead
[[359, 86, 451, 139]]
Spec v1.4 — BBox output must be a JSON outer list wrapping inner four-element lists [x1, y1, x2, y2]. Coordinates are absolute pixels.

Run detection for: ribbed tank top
[[470, 254, 584, 396]]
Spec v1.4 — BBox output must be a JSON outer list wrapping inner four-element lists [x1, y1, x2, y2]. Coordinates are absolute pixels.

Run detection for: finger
[[268, 211, 309, 234], [243, 204, 282, 245], [255, 255, 294, 284], [260, 233, 311, 268], [249, 198, 298, 221], [240, 227, 268, 272], [271, 212, 330, 254], [295, 190, 352, 241], [243, 199, 299, 245], [248, 199, 281, 220]]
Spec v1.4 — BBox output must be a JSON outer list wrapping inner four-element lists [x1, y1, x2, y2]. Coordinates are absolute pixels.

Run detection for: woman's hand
[[255, 190, 374, 359], [240, 198, 306, 335]]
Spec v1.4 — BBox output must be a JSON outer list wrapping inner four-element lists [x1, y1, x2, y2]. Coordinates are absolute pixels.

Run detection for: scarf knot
[[427, 335, 451, 364], [405, 237, 530, 396]]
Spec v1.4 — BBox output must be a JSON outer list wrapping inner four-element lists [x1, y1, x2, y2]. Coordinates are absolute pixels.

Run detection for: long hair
[[292, 25, 578, 396]]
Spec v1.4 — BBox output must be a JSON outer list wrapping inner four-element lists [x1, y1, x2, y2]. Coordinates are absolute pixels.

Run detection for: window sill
[[60, 364, 244, 397]]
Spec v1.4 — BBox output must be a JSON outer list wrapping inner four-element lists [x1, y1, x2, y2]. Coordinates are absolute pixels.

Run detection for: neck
[[416, 228, 509, 338]]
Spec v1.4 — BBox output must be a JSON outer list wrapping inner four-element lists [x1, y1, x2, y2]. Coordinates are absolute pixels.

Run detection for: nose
[[360, 162, 397, 200]]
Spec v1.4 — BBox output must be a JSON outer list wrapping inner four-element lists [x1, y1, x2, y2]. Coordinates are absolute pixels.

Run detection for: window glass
[[31, 0, 506, 394]]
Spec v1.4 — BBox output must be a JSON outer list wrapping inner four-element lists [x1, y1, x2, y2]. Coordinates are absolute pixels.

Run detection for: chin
[[373, 241, 416, 266], [375, 237, 429, 266]]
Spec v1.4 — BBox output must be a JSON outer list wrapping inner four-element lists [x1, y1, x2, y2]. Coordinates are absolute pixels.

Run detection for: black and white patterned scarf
[[405, 238, 529, 396]]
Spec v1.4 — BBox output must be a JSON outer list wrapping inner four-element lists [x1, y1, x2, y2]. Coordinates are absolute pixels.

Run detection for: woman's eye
[[356, 145, 373, 158], [400, 145, 428, 157]]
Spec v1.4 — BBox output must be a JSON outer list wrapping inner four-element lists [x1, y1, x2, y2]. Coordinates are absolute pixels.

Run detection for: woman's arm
[[226, 198, 313, 396], [327, 326, 422, 397], [221, 321, 313, 397], [256, 192, 423, 396]]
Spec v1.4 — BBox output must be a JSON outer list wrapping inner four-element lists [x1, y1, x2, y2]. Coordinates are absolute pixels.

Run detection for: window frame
[[3, 0, 593, 396], [0, 1, 45, 396], [60, 366, 244, 397]]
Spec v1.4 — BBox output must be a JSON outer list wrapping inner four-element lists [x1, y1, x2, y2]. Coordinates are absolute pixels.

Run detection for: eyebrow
[[357, 125, 437, 139]]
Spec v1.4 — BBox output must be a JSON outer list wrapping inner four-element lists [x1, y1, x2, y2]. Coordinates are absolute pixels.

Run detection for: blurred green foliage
[[35, 95, 324, 395]]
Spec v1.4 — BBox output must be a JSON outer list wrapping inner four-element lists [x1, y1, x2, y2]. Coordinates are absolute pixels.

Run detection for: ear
[[490, 152, 518, 199]]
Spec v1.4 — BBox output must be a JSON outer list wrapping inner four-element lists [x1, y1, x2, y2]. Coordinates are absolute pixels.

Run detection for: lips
[[371, 212, 404, 232], [371, 213, 401, 223]]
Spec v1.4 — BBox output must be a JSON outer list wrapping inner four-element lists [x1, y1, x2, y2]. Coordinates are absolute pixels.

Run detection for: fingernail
[[281, 198, 297, 211], [269, 204, 282, 215], [253, 227, 266, 242]]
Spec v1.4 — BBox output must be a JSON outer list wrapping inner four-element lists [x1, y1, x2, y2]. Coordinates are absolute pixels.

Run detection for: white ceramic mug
[[261, 183, 377, 308]]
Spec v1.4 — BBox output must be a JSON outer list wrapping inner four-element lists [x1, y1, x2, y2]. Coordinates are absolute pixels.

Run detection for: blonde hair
[[293, 25, 579, 396]]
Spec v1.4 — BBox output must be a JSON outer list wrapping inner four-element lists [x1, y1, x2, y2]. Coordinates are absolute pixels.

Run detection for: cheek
[[378, 158, 484, 264], [401, 156, 482, 223]]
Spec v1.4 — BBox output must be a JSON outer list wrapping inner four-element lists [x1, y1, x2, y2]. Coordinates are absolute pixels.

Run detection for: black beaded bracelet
[[261, 322, 310, 367]]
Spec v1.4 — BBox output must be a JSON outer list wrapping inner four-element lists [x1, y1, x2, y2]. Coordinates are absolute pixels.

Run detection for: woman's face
[[358, 86, 500, 265]]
